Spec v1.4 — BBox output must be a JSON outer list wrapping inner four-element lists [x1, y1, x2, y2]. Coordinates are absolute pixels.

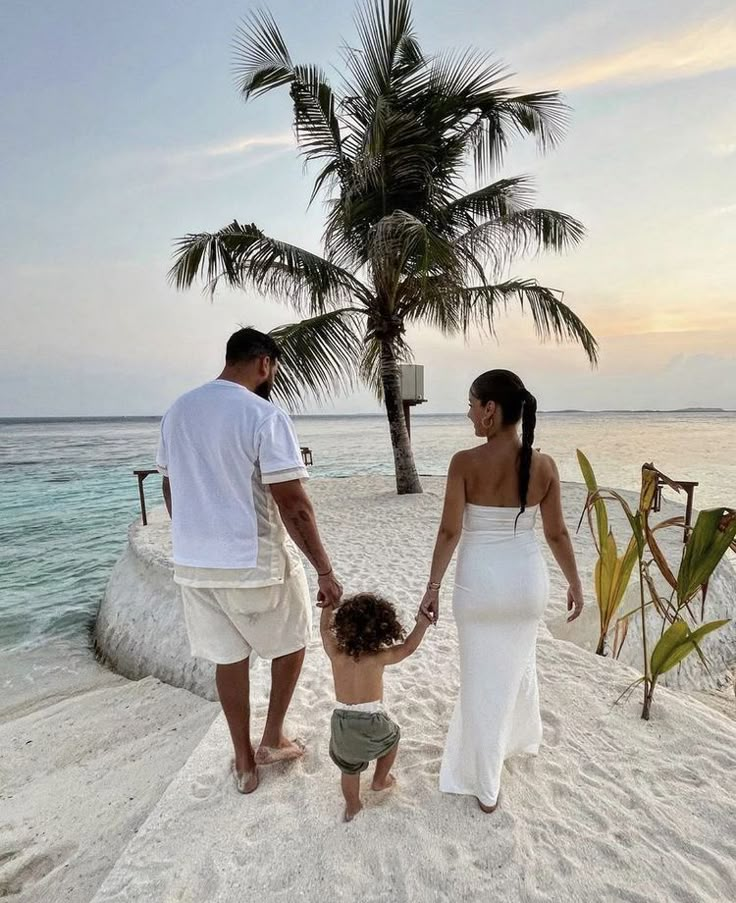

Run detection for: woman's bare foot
[[477, 796, 499, 813], [371, 773, 397, 792], [255, 737, 306, 765], [344, 802, 363, 822]]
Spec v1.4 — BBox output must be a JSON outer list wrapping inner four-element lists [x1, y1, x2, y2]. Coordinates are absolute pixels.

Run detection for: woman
[[420, 369, 584, 812]]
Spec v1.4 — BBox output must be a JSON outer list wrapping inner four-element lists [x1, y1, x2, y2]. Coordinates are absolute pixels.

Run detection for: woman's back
[[460, 441, 552, 509]]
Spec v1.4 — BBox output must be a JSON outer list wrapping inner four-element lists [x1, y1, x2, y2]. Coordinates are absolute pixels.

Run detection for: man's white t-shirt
[[156, 379, 308, 587]]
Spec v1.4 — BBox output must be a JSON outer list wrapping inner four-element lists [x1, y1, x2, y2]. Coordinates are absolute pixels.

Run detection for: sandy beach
[[3, 476, 736, 902]]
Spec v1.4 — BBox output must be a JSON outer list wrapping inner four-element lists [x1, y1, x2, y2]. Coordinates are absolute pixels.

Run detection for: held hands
[[317, 570, 343, 609], [566, 583, 584, 622], [419, 585, 440, 626]]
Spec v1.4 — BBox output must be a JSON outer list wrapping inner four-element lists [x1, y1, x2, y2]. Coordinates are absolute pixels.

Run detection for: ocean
[[1, 412, 734, 652]]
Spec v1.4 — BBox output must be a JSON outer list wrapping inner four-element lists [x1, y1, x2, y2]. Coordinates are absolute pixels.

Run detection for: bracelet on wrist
[[318, 568, 333, 578], [427, 581, 441, 591]]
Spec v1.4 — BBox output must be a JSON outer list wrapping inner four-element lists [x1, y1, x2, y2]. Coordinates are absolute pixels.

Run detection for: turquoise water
[[1, 412, 735, 651]]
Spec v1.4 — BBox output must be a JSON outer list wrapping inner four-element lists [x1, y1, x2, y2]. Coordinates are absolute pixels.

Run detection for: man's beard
[[254, 378, 273, 400]]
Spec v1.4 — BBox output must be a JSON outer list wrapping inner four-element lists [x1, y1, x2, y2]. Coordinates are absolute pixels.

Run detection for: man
[[157, 327, 342, 794]]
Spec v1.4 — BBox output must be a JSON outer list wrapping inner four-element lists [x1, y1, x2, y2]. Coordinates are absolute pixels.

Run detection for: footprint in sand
[[541, 708, 563, 747], [0, 844, 75, 897], [189, 769, 225, 801]]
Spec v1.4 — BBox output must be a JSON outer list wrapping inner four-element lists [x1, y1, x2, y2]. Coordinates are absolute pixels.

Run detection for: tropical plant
[[170, 0, 598, 493], [577, 450, 638, 655], [580, 458, 736, 720]]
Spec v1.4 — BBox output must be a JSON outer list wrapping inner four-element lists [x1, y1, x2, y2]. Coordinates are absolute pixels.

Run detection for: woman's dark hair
[[332, 593, 405, 660], [225, 327, 281, 365], [470, 369, 538, 521]]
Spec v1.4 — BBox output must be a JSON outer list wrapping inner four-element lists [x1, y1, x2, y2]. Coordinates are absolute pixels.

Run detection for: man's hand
[[317, 572, 343, 609]]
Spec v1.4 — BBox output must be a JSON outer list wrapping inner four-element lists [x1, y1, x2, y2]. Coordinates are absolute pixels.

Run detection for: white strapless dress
[[439, 503, 549, 807]]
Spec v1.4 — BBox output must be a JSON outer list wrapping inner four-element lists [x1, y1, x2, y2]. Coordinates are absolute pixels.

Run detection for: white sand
[[0, 641, 216, 902], [4, 476, 736, 902], [89, 477, 736, 902]]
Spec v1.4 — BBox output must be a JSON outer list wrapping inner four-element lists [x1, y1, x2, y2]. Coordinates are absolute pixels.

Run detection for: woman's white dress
[[439, 503, 549, 807]]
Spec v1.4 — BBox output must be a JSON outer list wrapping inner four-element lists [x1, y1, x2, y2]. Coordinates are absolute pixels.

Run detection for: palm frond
[[169, 220, 372, 315], [424, 47, 508, 115], [269, 309, 366, 409], [169, 220, 259, 291], [291, 64, 343, 168], [369, 210, 463, 290], [349, 0, 417, 101], [499, 92, 569, 150], [454, 207, 586, 275], [441, 177, 536, 231], [397, 275, 464, 333], [460, 279, 599, 363], [233, 9, 294, 98]]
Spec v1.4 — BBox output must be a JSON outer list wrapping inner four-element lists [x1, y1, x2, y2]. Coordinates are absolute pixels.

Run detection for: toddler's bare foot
[[255, 737, 305, 765], [477, 796, 499, 813], [371, 773, 396, 792], [232, 762, 259, 794], [344, 801, 363, 822]]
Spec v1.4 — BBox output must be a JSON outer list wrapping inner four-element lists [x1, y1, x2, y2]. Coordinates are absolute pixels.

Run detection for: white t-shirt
[[156, 379, 308, 583]]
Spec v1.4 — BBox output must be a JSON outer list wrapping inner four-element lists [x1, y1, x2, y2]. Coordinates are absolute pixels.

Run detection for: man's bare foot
[[232, 763, 259, 795], [371, 773, 396, 792], [255, 737, 306, 765], [344, 802, 363, 822], [477, 796, 499, 813]]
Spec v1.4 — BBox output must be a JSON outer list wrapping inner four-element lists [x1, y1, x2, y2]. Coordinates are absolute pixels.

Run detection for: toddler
[[320, 592, 431, 821]]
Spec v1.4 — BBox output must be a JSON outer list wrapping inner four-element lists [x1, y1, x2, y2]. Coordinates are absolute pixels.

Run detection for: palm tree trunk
[[380, 340, 422, 495]]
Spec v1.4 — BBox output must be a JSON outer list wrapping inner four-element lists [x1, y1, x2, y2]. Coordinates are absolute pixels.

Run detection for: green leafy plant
[[576, 450, 638, 655], [579, 456, 736, 720]]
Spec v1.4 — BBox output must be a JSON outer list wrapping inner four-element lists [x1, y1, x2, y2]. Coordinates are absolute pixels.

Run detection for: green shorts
[[329, 707, 400, 775]]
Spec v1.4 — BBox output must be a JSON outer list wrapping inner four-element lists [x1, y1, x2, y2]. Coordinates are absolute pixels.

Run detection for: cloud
[[202, 134, 294, 158], [110, 132, 296, 189], [538, 16, 736, 91], [709, 203, 736, 217], [712, 142, 736, 157]]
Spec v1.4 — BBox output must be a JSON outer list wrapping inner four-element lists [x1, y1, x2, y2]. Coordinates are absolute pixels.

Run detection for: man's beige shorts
[[179, 564, 312, 664]]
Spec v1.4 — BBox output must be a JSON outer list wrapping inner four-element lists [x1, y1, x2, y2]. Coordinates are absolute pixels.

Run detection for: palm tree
[[170, 0, 598, 494]]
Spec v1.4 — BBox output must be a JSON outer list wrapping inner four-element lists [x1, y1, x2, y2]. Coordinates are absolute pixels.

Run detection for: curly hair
[[332, 593, 405, 660]]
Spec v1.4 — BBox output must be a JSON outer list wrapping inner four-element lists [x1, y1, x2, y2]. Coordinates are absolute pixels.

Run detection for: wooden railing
[[134, 446, 314, 526]]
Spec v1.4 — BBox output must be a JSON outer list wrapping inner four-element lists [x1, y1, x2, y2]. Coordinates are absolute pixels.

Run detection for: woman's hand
[[419, 587, 440, 625], [566, 583, 584, 622]]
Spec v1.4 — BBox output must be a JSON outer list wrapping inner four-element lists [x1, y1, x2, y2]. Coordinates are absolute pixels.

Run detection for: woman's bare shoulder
[[534, 450, 559, 475], [449, 447, 480, 469]]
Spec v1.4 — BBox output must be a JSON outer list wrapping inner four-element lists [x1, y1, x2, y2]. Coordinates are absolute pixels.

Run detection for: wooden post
[[137, 472, 148, 526], [133, 469, 159, 526], [684, 486, 695, 544], [402, 401, 412, 439]]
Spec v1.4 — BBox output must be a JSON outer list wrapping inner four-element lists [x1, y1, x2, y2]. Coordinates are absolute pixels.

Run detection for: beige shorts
[[179, 564, 312, 664]]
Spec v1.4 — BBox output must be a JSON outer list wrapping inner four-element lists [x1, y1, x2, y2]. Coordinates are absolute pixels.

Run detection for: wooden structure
[[399, 364, 427, 439], [651, 470, 698, 542], [133, 446, 314, 526], [133, 469, 159, 527]]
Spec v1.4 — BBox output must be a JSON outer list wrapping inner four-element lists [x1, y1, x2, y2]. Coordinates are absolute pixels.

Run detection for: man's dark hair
[[332, 593, 405, 660], [225, 327, 280, 365]]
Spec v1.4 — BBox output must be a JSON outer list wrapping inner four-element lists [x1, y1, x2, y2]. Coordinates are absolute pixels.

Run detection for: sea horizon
[[1, 406, 733, 424]]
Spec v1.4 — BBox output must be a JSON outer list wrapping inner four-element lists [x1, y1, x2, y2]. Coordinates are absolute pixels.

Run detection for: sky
[[1, 0, 735, 416]]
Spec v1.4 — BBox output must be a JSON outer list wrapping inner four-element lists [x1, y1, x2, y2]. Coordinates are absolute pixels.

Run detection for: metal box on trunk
[[399, 364, 425, 402]]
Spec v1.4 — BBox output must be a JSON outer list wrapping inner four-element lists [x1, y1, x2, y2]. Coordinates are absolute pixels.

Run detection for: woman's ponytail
[[517, 389, 537, 516]]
